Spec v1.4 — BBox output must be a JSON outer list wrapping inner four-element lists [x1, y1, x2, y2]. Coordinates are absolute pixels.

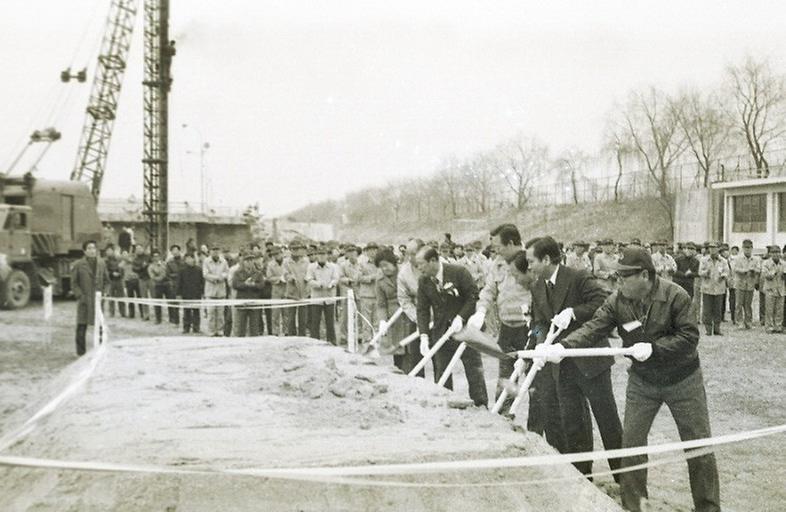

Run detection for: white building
[[712, 177, 786, 251]]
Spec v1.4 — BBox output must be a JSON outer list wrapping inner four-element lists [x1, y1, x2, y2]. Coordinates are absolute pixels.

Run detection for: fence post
[[347, 289, 357, 353], [94, 291, 102, 348]]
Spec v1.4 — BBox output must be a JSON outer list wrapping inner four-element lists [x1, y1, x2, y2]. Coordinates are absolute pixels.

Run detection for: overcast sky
[[2, 0, 785, 216]]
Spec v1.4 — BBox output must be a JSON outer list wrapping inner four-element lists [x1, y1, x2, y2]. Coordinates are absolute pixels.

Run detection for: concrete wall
[[102, 221, 250, 252], [674, 188, 722, 243]]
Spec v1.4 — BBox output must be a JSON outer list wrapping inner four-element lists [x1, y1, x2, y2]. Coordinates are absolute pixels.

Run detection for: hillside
[[334, 197, 672, 245]]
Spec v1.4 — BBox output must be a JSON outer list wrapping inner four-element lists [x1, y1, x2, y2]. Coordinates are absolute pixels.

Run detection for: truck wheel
[[4, 270, 31, 309]]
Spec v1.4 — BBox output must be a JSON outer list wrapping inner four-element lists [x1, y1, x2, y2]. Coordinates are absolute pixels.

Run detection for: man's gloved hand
[[378, 320, 388, 337], [535, 342, 566, 364], [552, 308, 575, 330], [420, 334, 430, 357], [631, 342, 653, 362], [468, 309, 486, 329], [450, 315, 464, 333]]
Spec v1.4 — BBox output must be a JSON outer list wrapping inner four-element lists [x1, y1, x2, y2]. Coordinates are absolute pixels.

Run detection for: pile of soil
[[0, 336, 621, 511]]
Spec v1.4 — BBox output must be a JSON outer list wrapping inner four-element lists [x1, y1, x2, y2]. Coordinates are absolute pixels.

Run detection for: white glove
[[450, 315, 464, 333], [378, 320, 388, 337], [552, 308, 575, 330], [531, 356, 546, 372], [468, 310, 486, 329], [420, 334, 430, 357], [535, 343, 566, 364], [513, 358, 525, 374], [631, 342, 653, 362]]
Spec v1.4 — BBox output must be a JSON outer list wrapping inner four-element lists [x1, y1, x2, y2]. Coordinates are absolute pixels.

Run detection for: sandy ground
[[1, 301, 785, 511], [0, 304, 619, 512]]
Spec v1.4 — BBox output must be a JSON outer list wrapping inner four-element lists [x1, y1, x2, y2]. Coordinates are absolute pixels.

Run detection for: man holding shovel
[[538, 246, 719, 512]]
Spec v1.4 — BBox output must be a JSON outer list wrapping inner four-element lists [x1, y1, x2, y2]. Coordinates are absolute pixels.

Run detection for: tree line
[[289, 55, 786, 232]]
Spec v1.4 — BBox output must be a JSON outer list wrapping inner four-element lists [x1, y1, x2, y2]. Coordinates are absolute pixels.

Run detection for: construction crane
[[70, 0, 173, 253]]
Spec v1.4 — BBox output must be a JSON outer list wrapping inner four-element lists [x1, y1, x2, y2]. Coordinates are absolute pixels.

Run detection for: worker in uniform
[[674, 242, 700, 321], [651, 240, 677, 281], [148, 249, 169, 324], [338, 245, 362, 345], [357, 242, 381, 345], [103, 244, 126, 318], [468, 224, 531, 413], [760, 245, 786, 333], [232, 253, 266, 336], [306, 246, 340, 343], [178, 252, 204, 334], [164, 244, 185, 325], [697, 242, 729, 336], [397, 238, 427, 377], [71, 240, 109, 356], [283, 242, 310, 336], [542, 246, 720, 512], [731, 239, 759, 329], [265, 246, 287, 336], [593, 239, 618, 291], [131, 244, 151, 320], [203, 246, 229, 337], [565, 240, 593, 273]]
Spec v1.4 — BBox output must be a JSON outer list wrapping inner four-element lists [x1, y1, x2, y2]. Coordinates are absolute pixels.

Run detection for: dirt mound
[[0, 336, 622, 511]]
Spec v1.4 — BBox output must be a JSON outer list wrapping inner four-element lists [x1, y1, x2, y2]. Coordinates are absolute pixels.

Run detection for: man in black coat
[[178, 253, 204, 334], [415, 247, 488, 407], [527, 236, 623, 479]]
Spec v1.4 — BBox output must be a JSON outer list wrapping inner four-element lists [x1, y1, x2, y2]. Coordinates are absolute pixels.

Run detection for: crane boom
[[70, 0, 139, 198]]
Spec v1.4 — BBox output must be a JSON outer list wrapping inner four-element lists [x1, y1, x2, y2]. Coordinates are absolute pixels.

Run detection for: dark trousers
[[759, 290, 766, 323], [183, 307, 200, 332], [727, 289, 735, 323], [223, 305, 233, 336], [496, 323, 529, 414], [433, 337, 488, 407], [309, 302, 336, 344], [558, 361, 623, 480], [530, 364, 568, 453], [152, 283, 168, 323], [620, 368, 720, 512], [261, 288, 273, 334], [701, 294, 723, 333], [235, 307, 260, 336], [75, 324, 87, 356], [164, 282, 178, 324], [402, 318, 425, 377], [735, 289, 754, 327], [107, 279, 126, 317], [285, 304, 308, 336], [125, 279, 140, 318]]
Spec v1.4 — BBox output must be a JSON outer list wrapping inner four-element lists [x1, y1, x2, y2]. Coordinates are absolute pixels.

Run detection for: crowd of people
[[68, 226, 771, 511]]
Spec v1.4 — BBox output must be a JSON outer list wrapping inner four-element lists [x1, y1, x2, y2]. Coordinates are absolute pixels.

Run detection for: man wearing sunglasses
[[537, 246, 719, 512]]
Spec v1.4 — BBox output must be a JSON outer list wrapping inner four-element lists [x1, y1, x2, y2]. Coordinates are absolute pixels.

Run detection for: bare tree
[[622, 87, 688, 232], [556, 148, 589, 204], [462, 153, 497, 214], [490, 135, 549, 209], [603, 116, 634, 203], [726, 55, 786, 177]]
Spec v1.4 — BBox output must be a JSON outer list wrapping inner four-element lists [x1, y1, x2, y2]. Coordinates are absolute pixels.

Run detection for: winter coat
[[71, 256, 109, 325]]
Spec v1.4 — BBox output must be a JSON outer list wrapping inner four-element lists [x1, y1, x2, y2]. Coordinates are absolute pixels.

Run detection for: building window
[[732, 194, 766, 233]]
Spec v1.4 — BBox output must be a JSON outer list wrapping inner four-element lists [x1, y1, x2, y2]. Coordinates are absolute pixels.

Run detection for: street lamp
[[181, 123, 210, 213]]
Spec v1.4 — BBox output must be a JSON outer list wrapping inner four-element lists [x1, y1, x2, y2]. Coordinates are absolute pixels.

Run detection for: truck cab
[[0, 205, 33, 263]]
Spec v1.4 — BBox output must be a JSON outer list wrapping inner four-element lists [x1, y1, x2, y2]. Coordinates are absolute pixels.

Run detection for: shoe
[[714, 329, 722, 336], [193, 330, 201, 334], [705, 328, 713, 336], [182, 330, 190, 334]]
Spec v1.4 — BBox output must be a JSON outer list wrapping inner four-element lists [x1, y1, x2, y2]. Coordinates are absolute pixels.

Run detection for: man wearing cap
[[760, 245, 786, 333], [232, 253, 266, 336], [539, 246, 719, 512], [468, 224, 531, 413], [203, 246, 229, 337], [698, 243, 729, 336], [265, 246, 287, 336], [336, 245, 362, 345], [566, 241, 593, 273], [306, 246, 340, 344], [732, 240, 760, 329], [674, 242, 700, 320], [358, 243, 382, 344], [651, 240, 677, 281], [283, 243, 310, 336], [628, 238, 642, 248], [593, 239, 618, 291], [439, 243, 456, 264]]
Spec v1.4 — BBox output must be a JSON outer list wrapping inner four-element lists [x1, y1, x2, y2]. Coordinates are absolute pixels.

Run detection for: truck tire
[[3, 270, 31, 309]]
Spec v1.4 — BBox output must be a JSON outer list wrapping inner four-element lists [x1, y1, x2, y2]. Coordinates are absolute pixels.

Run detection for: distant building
[[713, 177, 786, 251]]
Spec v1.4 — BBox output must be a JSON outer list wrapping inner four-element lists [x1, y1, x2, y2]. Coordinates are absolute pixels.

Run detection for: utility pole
[[142, 0, 174, 253]]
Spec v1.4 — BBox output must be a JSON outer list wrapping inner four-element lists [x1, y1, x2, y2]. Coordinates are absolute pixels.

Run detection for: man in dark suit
[[415, 247, 488, 407], [527, 236, 623, 479]]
